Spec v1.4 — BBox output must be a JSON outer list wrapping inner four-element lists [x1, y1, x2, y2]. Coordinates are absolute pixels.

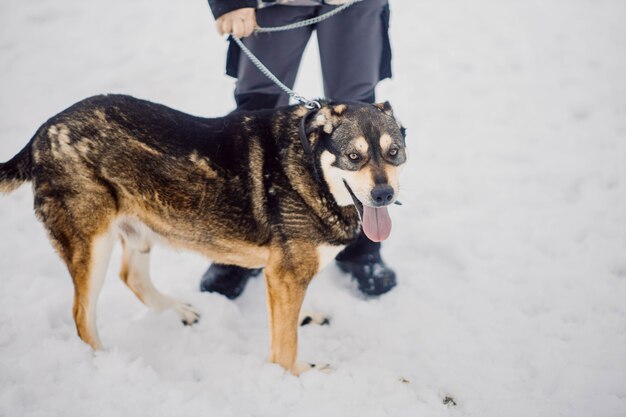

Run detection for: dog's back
[[29, 95, 275, 245]]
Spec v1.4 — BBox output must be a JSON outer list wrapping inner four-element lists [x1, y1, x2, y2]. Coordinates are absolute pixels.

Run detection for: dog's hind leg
[[119, 234, 200, 326], [69, 231, 115, 350], [40, 222, 115, 350], [34, 193, 116, 349], [43, 227, 113, 350]]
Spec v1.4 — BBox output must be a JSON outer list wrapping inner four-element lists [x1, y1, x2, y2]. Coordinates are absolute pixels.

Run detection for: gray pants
[[226, 0, 391, 107]]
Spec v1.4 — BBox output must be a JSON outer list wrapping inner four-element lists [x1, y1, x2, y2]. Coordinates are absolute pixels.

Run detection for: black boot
[[335, 232, 397, 296], [199, 264, 262, 299]]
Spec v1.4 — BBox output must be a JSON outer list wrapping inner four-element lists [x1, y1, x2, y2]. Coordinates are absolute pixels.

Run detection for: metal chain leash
[[255, 0, 362, 33], [228, 0, 363, 108], [230, 35, 320, 108]]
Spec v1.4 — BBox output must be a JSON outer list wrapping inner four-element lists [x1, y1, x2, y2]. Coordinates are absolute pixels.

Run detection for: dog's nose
[[371, 185, 394, 206]]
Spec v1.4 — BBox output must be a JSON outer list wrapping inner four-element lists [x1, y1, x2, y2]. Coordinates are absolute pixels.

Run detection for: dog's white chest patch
[[317, 244, 345, 270], [319, 151, 354, 207]]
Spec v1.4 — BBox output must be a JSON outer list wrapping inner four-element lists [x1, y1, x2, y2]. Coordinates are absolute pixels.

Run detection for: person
[[203, 0, 396, 298]]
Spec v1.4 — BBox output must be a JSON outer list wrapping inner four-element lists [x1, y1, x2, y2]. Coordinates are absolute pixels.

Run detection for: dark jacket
[[208, 0, 257, 19]]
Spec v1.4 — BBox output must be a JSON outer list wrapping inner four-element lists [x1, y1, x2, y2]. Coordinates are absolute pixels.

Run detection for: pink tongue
[[362, 206, 392, 242]]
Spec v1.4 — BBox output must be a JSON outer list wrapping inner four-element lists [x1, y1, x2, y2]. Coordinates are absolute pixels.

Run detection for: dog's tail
[[0, 143, 33, 194]]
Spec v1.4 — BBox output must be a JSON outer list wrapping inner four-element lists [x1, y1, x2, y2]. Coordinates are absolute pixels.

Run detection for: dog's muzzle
[[343, 181, 392, 243]]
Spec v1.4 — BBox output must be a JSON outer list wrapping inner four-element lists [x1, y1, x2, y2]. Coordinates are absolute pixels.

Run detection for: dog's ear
[[373, 101, 394, 117], [307, 106, 342, 135], [331, 104, 347, 116], [375, 101, 405, 136]]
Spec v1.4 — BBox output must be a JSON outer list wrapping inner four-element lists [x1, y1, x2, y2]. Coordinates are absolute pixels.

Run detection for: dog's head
[[306, 101, 407, 242]]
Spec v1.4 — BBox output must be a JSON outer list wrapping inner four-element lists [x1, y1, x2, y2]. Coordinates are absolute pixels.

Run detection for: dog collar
[[298, 108, 321, 182]]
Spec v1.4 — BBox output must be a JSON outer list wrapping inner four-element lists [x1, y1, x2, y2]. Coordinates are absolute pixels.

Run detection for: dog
[[0, 94, 407, 375]]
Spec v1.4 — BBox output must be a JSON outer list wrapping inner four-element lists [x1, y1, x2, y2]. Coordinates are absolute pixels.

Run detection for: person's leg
[[201, 5, 317, 299], [232, 5, 317, 108], [317, 0, 397, 296], [316, 0, 391, 102]]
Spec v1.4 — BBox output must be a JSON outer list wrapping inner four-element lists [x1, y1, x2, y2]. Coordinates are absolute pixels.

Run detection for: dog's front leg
[[265, 248, 317, 375]]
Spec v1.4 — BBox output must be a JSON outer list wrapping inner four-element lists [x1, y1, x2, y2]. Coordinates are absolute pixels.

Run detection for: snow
[[1, 0, 625, 416]]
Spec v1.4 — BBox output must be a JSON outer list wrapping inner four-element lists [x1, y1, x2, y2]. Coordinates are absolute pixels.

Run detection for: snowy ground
[[1, 0, 625, 416]]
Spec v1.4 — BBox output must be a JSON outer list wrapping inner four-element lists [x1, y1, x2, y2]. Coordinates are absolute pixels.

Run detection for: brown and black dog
[[0, 94, 407, 375]]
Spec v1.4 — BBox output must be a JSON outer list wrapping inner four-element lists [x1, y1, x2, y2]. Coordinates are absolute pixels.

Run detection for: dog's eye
[[389, 148, 398, 157], [348, 153, 361, 161]]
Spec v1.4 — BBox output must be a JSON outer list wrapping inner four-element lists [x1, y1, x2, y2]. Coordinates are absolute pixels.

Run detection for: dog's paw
[[291, 361, 333, 376], [173, 302, 201, 326], [299, 310, 330, 326]]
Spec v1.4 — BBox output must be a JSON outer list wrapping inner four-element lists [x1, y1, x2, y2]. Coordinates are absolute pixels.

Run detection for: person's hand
[[215, 8, 257, 38]]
